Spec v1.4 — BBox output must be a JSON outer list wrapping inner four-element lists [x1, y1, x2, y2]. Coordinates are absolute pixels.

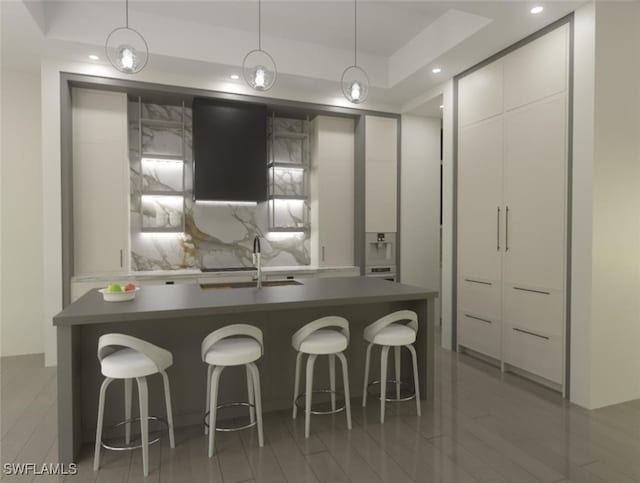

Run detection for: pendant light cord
[[354, 0, 357, 66], [258, 0, 262, 51], [125, 0, 129, 28]]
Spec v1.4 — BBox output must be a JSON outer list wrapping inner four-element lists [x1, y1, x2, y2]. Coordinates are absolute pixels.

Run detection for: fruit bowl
[[99, 284, 140, 302]]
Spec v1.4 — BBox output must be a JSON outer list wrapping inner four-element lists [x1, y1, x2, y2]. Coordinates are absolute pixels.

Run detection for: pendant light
[[341, 0, 369, 104], [105, 0, 149, 74], [243, 0, 277, 91]]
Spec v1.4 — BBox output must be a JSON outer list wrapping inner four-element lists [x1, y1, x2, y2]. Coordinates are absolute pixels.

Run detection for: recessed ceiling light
[[530, 5, 544, 14], [432, 67, 442, 74], [440, 105, 444, 109], [89, 54, 100, 60], [230, 74, 240, 80]]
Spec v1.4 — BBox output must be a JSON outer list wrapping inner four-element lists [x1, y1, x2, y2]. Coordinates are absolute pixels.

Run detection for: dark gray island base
[[54, 276, 438, 464]]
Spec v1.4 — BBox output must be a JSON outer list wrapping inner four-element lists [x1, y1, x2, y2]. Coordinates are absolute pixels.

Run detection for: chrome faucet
[[252, 236, 262, 289]]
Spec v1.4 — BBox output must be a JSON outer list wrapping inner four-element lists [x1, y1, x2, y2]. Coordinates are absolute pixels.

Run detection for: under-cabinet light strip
[[195, 200, 258, 206]]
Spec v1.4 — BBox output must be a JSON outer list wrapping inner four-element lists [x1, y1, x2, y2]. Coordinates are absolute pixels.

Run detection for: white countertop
[[71, 265, 360, 283]]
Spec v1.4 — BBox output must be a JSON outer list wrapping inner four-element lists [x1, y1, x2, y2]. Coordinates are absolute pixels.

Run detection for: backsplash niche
[[128, 100, 310, 271]]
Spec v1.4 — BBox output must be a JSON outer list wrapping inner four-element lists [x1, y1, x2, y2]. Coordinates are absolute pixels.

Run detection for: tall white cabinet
[[310, 116, 355, 266], [365, 116, 398, 233], [457, 24, 569, 389], [72, 88, 130, 275]]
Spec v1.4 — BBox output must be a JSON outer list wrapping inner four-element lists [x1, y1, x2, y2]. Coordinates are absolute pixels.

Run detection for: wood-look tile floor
[[3, 345, 640, 482]]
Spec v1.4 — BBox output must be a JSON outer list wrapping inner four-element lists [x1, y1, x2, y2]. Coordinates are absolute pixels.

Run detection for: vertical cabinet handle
[[497, 207, 501, 251], [120, 249, 123, 268], [505, 206, 510, 252], [321, 246, 325, 262]]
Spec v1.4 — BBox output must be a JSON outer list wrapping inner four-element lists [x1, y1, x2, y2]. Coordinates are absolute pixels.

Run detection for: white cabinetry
[[457, 23, 569, 388], [310, 116, 355, 266], [365, 116, 397, 233], [72, 88, 129, 275]]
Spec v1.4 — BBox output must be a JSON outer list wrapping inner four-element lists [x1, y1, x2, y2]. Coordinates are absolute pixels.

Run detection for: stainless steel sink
[[200, 280, 303, 290]]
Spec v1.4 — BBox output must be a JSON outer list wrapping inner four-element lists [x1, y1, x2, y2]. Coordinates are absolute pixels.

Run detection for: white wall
[[0, 68, 44, 356], [400, 115, 441, 326], [589, 1, 640, 408], [570, 1, 640, 409]]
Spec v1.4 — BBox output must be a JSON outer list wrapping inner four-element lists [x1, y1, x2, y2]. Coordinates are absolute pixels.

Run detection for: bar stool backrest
[[97, 333, 173, 372], [291, 316, 350, 351], [363, 310, 418, 342], [200, 324, 264, 361]]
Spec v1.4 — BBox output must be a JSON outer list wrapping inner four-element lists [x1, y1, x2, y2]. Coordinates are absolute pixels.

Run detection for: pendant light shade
[[105, 0, 148, 74], [243, 49, 277, 91], [243, 0, 277, 91], [341, 0, 369, 104], [341, 65, 369, 104]]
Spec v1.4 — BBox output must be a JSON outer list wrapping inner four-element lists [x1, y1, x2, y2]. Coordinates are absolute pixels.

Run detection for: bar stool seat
[[101, 348, 171, 378], [299, 329, 348, 354], [365, 324, 416, 346], [204, 337, 261, 365]]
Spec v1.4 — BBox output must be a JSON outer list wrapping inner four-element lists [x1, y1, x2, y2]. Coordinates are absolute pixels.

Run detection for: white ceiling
[[6, 0, 586, 111]]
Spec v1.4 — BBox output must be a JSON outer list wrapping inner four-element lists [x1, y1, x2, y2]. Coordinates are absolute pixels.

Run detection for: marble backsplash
[[129, 102, 310, 271]]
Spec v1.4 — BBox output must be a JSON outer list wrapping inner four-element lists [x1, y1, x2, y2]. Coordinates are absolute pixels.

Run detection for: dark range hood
[[193, 98, 267, 202]]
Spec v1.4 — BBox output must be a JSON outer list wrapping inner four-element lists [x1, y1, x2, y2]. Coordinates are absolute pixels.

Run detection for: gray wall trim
[[455, 13, 575, 80], [61, 73, 401, 120], [396, 117, 402, 281], [452, 78, 459, 351], [354, 116, 366, 275], [564, 16, 575, 400], [60, 73, 399, 307], [451, 13, 575, 396], [61, 76, 73, 308]]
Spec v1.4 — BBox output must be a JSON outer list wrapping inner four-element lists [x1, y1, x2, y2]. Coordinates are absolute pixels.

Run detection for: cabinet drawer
[[504, 285, 563, 336], [504, 325, 562, 383], [459, 277, 501, 319], [458, 311, 501, 359]]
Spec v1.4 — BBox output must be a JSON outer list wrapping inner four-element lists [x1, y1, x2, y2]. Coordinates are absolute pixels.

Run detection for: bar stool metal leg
[[336, 352, 352, 430], [93, 377, 114, 472], [362, 343, 372, 407], [407, 344, 421, 416], [246, 366, 255, 424], [328, 354, 336, 412], [160, 371, 176, 448], [124, 378, 132, 445], [394, 347, 401, 400], [208, 366, 224, 458], [304, 354, 317, 438], [248, 362, 264, 447], [136, 377, 149, 477], [380, 346, 390, 424], [205, 365, 213, 435], [292, 352, 303, 419]]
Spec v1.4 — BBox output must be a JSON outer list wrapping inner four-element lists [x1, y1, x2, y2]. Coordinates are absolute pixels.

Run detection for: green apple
[[107, 283, 123, 293]]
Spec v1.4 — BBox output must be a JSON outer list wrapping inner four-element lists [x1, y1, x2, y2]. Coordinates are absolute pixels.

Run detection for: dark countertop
[[54, 277, 437, 326]]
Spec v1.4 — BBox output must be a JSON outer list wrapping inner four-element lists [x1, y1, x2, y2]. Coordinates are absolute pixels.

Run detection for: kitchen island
[[54, 276, 438, 464]]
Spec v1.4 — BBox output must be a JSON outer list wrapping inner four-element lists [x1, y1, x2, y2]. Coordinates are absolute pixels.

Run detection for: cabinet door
[[365, 116, 397, 232], [457, 116, 504, 357], [311, 116, 355, 267], [503, 94, 567, 291], [503, 24, 569, 111], [72, 89, 129, 275], [458, 60, 503, 127]]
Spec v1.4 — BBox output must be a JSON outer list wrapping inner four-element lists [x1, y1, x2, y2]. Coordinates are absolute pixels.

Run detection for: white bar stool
[[94, 334, 175, 477], [291, 316, 352, 438], [362, 310, 421, 423], [201, 324, 264, 457]]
